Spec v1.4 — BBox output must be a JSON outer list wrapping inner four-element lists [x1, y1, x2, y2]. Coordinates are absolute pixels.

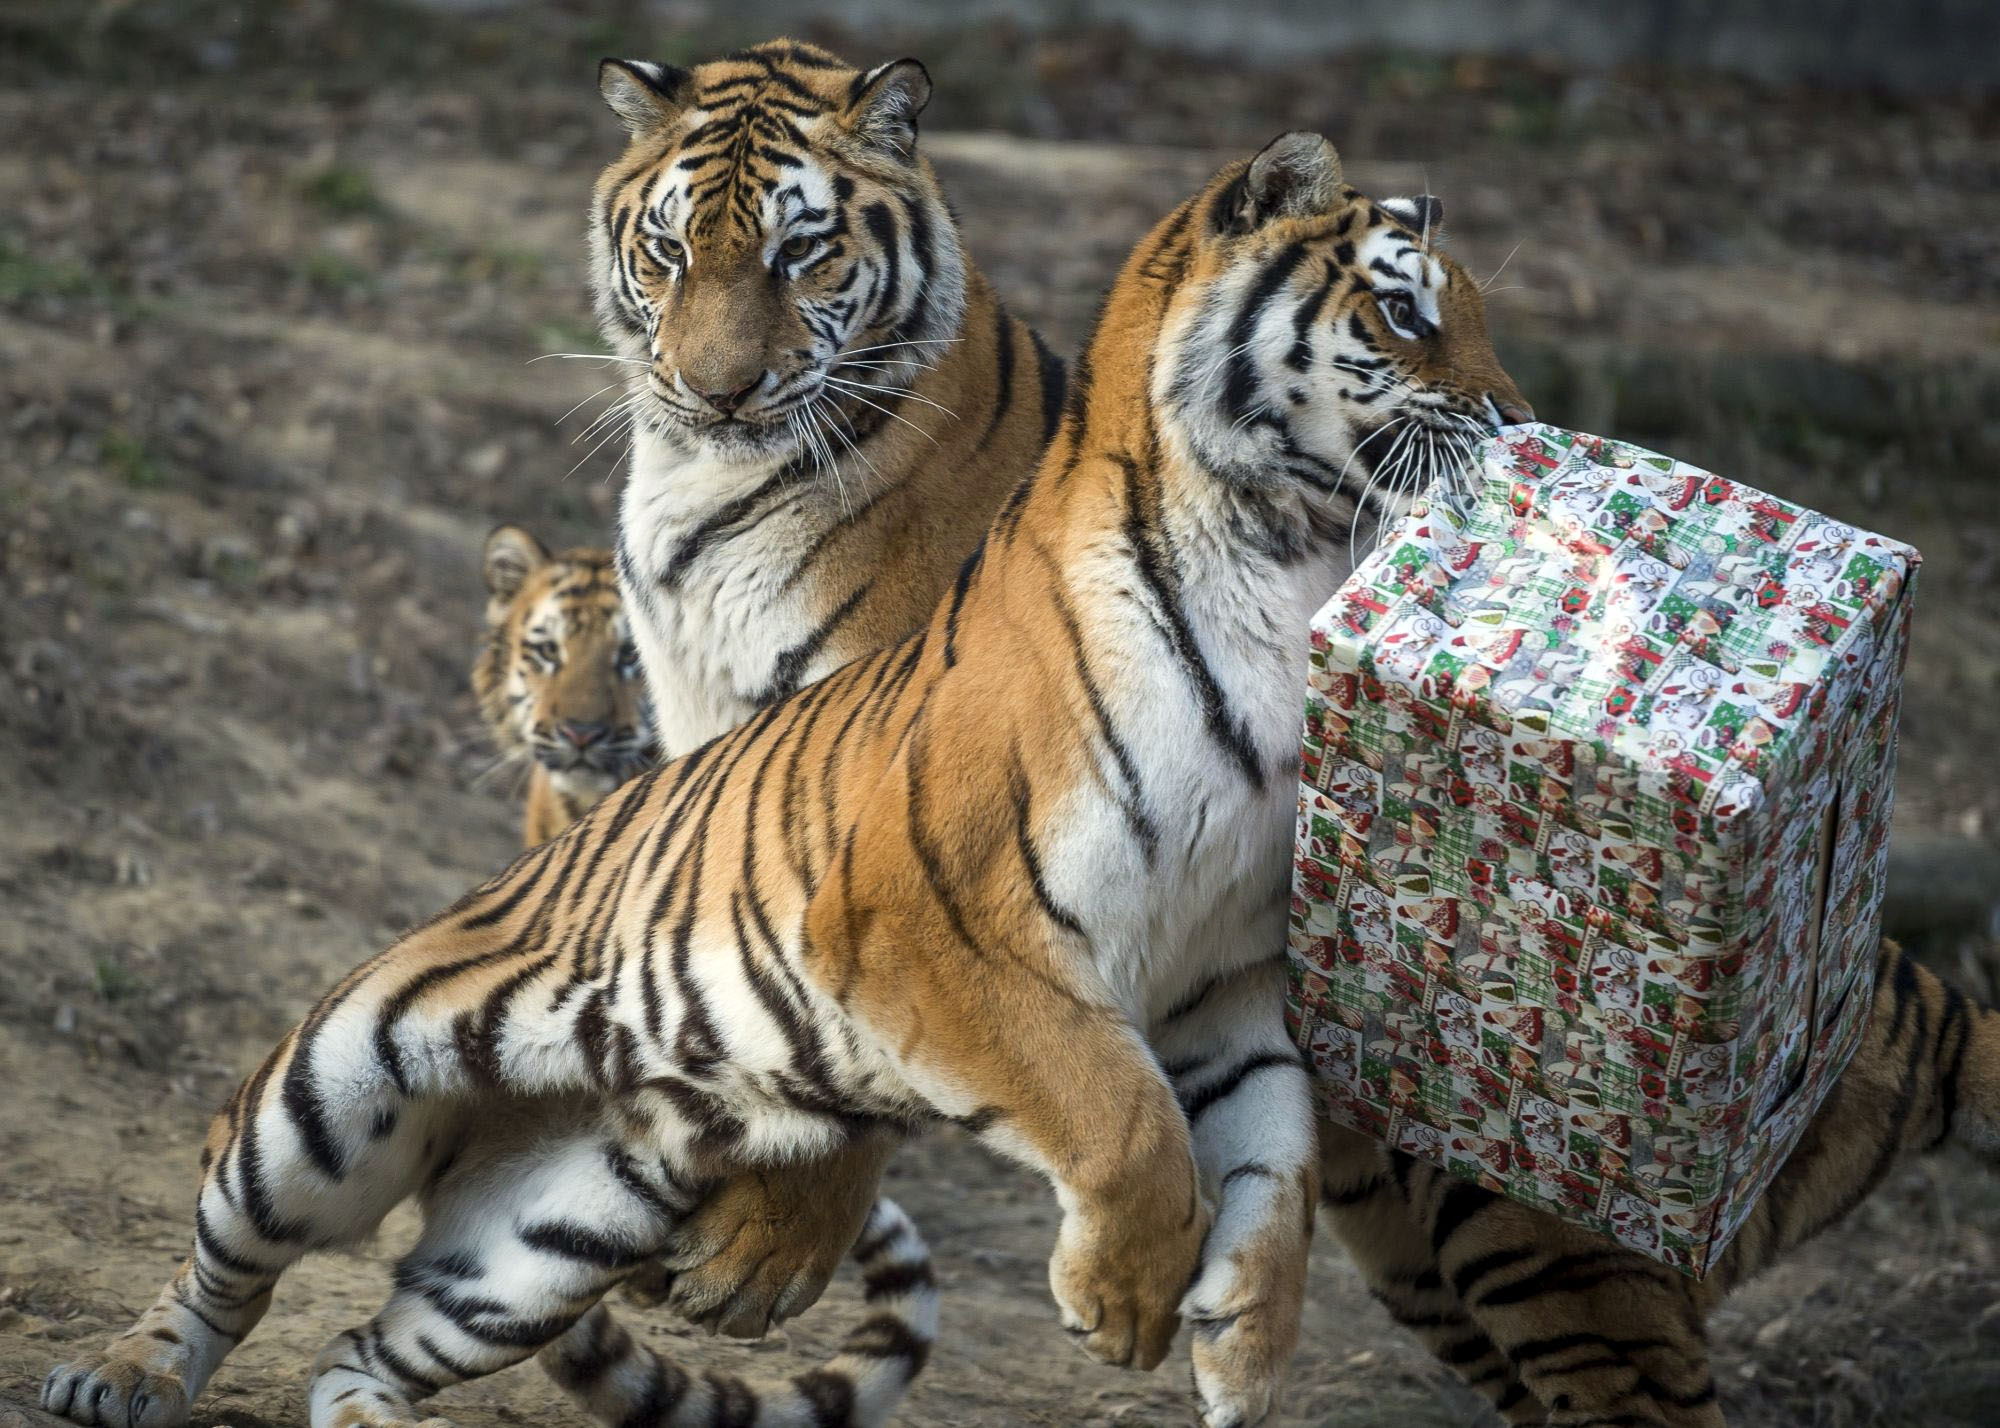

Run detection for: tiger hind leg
[[306, 1103, 693, 1428], [1428, 1187, 1723, 1427], [1318, 1127, 1544, 1425], [45, 902, 605, 1428], [42, 1028, 453, 1428], [538, 1198, 937, 1428]]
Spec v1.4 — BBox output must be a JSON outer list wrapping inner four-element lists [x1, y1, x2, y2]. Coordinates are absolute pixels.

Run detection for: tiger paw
[[1183, 1293, 1291, 1428], [1049, 1203, 1208, 1371], [1179, 1229, 1306, 1427], [41, 1352, 192, 1428]]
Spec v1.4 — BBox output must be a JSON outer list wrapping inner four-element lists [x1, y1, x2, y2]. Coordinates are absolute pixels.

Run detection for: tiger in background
[[40, 130, 1533, 1428], [471, 526, 655, 847], [581, 38, 1069, 1334], [1324, 938, 2000, 1426]]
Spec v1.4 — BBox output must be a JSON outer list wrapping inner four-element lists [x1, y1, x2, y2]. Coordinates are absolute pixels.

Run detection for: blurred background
[[2, 2, 1996, 1424]]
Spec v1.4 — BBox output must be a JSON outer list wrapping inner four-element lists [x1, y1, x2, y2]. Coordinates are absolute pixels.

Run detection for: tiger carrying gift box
[[1287, 423, 1920, 1274]]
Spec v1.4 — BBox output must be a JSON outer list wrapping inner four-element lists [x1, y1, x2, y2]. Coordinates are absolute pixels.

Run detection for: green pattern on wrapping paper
[[1287, 424, 1919, 1275]]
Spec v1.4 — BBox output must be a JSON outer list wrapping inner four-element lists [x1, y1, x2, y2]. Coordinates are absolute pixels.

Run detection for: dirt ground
[[3, 5, 1998, 1426]]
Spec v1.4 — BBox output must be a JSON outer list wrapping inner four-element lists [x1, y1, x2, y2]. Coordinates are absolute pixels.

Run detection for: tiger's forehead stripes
[[621, 44, 869, 244]]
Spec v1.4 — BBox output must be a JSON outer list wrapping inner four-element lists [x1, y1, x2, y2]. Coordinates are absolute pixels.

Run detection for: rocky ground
[[2, 4, 1998, 1425]]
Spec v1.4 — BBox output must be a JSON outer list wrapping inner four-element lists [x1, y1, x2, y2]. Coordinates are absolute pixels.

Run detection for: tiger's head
[[472, 526, 655, 812], [588, 38, 964, 464], [1148, 131, 1532, 531]]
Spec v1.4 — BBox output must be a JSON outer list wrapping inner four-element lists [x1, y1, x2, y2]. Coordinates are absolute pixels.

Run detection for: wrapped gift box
[[1288, 424, 1919, 1274]]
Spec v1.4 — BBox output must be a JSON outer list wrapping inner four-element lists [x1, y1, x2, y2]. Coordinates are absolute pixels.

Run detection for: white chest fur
[[617, 430, 838, 759], [1035, 524, 1351, 1023]]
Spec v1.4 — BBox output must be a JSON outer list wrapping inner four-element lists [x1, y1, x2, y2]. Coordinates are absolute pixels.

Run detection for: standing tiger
[[40, 131, 1531, 1428], [471, 526, 655, 847], [581, 38, 1068, 1332]]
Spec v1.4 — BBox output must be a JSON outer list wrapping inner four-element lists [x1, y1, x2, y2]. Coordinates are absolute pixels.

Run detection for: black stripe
[[1039, 564, 1159, 863], [1221, 240, 1310, 427], [1505, 1331, 1673, 1368], [971, 304, 1017, 456], [1010, 750, 1085, 937], [1031, 327, 1067, 445], [862, 1261, 936, 1301], [756, 582, 868, 704], [519, 1220, 655, 1270], [1447, 1245, 1537, 1300], [1114, 452, 1264, 787], [1429, 1182, 1498, 1251], [659, 470, 793, 591], [1179, 1051, 1301, 1121], [941, 537, 985, 669], [1471, 1250, 1664, 1308]]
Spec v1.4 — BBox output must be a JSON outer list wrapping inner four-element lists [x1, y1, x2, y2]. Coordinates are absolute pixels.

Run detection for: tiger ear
[[1225, 131, 1344, 233], [599, 58, 694, 137], [841, 58, 931, 159], [483, 524, 549, 611], [1382, 195, 1446, 246]]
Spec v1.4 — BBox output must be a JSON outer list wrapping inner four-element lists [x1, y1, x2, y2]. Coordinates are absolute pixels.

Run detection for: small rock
[[274, 499, 321, 556], [1753, 1313, 1790, 1346], [198, 533, 259, 579], [53, 1003, 79, 1035], [463, 440, 509, 480], [115, 850, 153, 887]]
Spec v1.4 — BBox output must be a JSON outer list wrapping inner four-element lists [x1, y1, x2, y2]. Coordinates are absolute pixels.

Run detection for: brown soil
[[2, 6, 1997, 1426]]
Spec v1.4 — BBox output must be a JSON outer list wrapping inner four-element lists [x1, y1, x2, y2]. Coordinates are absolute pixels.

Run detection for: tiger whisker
[[821, 380, 942, 445], [822, 374, 959, 423], [528, 352, 650, 366], [810, 393, 886, 494], [554, 382, 627, 427], [571, 395, 645, 446], [836, 337, 964, 359], [1479, 241, 1524, 295], [1338, 418, 1408, 570], [562, 410, 637, 483]]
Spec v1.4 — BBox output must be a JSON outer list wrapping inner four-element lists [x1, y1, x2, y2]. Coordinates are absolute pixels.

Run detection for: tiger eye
[[781, 234, 815, 259]]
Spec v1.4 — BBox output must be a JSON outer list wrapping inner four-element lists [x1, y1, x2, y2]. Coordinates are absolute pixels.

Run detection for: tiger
[[40, 130, 1532, 1428], [576, 44, 2000, 1423], [471, 525, 655, 847], [579, 38, 1069, 1333], [1322, 938, 2000, 1426]]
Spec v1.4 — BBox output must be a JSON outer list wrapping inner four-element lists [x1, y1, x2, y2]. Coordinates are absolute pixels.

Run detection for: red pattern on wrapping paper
[[1288, 424, 1920, 1275]]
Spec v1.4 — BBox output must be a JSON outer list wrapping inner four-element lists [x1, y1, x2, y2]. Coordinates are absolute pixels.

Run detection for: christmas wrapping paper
[[1288, 424, 1919, 1274]]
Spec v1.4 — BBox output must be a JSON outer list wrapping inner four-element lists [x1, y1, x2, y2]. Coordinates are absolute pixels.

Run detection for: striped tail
[[539, 1199, 937, 1428]]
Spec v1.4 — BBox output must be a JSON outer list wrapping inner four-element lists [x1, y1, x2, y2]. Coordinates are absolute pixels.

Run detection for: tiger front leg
[[1028, 1031, 1209, 1373], [1153, 958, 1319, 1428], [812, 897, 1208, 1373]]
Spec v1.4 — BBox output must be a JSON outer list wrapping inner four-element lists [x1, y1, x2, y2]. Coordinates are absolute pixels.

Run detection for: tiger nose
[[1493, 395, 1535, 427], [689, 376, 760, 415], [557, 720, 608, 749]]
